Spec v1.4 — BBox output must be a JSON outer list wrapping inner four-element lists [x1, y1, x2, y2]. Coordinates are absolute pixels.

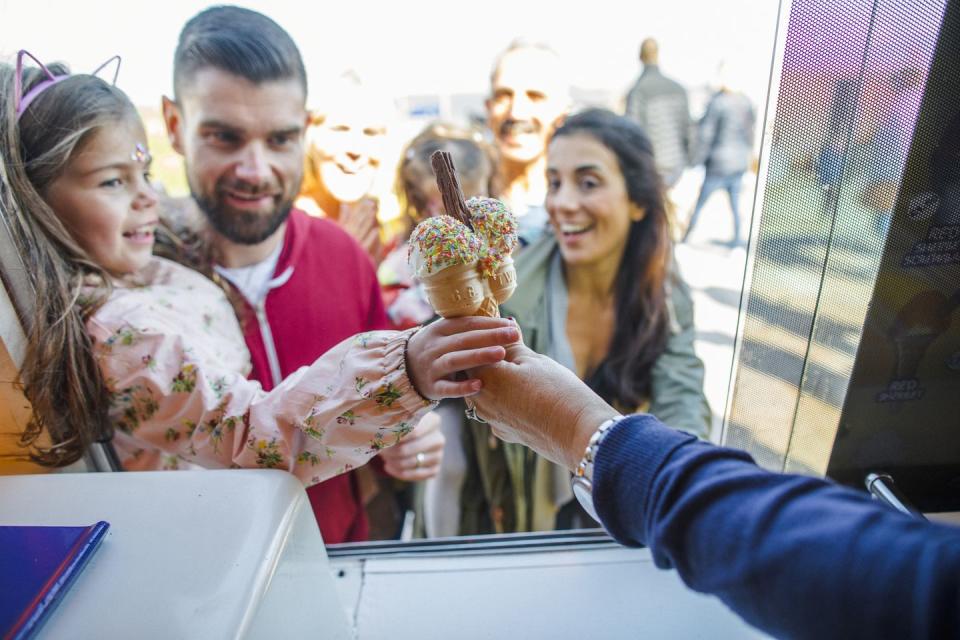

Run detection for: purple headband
[[14, 50, 122, 121]]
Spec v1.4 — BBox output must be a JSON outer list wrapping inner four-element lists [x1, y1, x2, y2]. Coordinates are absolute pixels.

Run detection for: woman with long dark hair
[[462, 109, 710, 534]]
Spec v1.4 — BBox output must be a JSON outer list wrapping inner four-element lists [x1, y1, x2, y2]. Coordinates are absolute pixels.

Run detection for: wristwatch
[[571, 415, 624, 524]]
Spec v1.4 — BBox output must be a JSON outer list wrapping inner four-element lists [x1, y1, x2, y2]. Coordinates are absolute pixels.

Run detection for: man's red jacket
[[233, 209, 390, 543]]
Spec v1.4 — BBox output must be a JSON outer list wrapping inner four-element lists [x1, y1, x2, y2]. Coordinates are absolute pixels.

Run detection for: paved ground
[[669, 168, 754, 442], [674, 165, 885, 466]]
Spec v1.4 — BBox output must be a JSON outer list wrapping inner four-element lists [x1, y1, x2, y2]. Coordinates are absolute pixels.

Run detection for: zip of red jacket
[[222, 209, 391, 544]]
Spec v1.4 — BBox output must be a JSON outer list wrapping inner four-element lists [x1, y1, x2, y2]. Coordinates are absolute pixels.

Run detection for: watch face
[[572, 478, 600, 524]]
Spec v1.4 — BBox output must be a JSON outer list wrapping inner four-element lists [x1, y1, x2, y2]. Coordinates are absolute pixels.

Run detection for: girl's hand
[[379, 411, 445, 481], [406, 316, 519, 400]]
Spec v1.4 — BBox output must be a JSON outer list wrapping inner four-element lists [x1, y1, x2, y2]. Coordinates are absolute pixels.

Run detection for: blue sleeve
[[593, 414, 960, 640]]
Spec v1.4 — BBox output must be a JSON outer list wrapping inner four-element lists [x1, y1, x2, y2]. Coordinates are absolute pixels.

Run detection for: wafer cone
[[476, 294, 501, 318], [420, 261, 485, 318], [485, 256, 517, 305]]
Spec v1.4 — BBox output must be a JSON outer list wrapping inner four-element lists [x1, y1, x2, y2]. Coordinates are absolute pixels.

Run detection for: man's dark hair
[[173, 5, 307, 100]]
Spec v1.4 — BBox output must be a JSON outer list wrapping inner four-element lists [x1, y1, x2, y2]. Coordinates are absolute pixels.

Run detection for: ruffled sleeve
[[91, 316, 435, 486]]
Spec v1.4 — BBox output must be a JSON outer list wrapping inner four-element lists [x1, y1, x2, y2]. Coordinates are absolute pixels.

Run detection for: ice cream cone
[[476, 295, 501, 318], [486, 255, 517, 305], [420, 261, 485, 318]]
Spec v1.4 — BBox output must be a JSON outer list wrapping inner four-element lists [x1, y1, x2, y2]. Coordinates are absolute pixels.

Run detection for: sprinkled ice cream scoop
[[408, 215, 482, 278], [465, 197, 519, 307], [408, 215, 486, 317], [413, 151, 520, 318], [466, 197, 519, 278]]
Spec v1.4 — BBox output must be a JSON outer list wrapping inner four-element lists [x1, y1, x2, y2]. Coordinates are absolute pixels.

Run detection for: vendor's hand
[[379, 411, 445, 481], [407, 316, 519, 401], [470, 344, 619, 471], [339, 198, 382, 262]]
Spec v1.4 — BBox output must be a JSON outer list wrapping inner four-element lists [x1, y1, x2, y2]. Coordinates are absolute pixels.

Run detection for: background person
[[486, 41, 569, 246], [863, 67, 925, 235], [380, 122, 497, 329], [623, 37, 692, 189], [682, 64, 756, 248], [461, 109, 709, 534], [297, 73, 392, 263], [379, 121, 498, 537]]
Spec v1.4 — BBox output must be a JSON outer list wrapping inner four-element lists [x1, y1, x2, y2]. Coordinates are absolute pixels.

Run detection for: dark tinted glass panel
[[725, 0, 956, 510]]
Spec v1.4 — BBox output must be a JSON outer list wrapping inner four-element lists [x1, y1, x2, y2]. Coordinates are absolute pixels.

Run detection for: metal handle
[[865, 472, 927, 520]]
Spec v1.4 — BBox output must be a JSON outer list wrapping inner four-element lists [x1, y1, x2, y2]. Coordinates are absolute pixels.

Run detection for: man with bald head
[[624, 37, 692, 188], [486, 42, 570, 245]]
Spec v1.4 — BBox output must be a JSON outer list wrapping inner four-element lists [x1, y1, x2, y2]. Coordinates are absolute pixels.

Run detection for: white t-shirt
[[214, 240, 283, 307]]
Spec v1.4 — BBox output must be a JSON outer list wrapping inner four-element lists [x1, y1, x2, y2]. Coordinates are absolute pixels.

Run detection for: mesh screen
[[828, 1, 960, 509], [723, 0, 950, 476]]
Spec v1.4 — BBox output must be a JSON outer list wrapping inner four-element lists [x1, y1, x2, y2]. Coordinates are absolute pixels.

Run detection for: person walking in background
[[816, 79, 858, 218], [682, 64, 756, 248], [863, 67, 925, 235], [623, 38, 692, 189]]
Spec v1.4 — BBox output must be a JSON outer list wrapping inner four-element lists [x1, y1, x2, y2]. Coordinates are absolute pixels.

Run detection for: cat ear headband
[[14, 49, 122, 120]]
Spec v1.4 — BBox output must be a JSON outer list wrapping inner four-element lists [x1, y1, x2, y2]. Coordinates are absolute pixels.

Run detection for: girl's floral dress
[[87, 257, 434, 486]]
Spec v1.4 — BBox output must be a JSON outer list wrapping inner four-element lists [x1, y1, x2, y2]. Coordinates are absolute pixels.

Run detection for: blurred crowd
[[249, 35, 759, 540]]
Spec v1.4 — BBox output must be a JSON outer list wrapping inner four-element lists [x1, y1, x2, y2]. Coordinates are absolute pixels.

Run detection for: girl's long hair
[[0, 61, 138, 466], [552, 109, 673, 409]]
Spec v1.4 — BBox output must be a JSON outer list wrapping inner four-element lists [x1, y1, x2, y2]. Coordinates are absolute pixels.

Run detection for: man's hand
[[470, 344, 618, 471], [379, 411, 445, 482]]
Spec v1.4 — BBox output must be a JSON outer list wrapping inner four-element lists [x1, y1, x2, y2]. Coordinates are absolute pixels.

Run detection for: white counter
[[0, 470, 351, 639]]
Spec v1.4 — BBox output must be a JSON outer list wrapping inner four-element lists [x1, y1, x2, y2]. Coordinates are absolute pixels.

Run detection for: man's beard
[[192, 185, 294, 245]]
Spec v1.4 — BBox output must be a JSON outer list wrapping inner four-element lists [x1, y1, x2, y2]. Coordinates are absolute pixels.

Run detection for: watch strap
[[574, 415, 625, 485]]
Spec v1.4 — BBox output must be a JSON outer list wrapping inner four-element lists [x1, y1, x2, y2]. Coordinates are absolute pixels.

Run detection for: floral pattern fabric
[[87, 257, 433, 486]]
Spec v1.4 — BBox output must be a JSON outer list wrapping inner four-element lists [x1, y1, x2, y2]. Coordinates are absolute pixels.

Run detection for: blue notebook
[[0, 521, 110, 640]]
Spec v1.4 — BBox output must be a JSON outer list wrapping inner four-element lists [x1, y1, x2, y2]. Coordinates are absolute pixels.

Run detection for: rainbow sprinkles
[[466, 197, 519, 277], [408, 215, 482, 277]]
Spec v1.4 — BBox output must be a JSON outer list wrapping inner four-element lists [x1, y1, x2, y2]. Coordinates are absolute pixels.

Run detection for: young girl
[[0, 54, 517, 483]]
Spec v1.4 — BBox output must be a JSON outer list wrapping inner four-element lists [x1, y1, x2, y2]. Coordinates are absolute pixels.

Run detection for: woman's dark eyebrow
[[547, 164, 603, 172], [574, 164, 602, 173]]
